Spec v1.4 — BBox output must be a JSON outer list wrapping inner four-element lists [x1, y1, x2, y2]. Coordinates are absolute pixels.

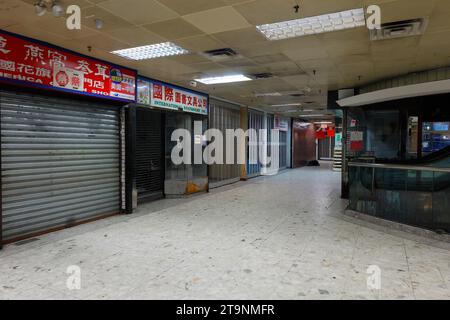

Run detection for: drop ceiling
[[1, 0, 450, 119]]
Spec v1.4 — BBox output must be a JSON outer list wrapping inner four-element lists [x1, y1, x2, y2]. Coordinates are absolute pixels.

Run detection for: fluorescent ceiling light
[[315, 121, 333, 124], [111, 42, 189, 60], [300, 114, 328, 117], [257, 8, 366, 40], [195, 75, 252, 85], [254, 92, 282, 97], [271, 103, 302, 107]]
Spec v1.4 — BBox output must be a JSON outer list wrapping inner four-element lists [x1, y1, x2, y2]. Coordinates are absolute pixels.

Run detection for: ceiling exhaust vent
[[290, 93, 305, 97], [202, 48, 239, 61], [251, 72, 274, 79], [369, 18, 428, 41]]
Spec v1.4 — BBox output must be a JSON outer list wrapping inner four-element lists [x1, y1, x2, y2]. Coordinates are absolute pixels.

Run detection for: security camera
[[189, 80, 198, 88]]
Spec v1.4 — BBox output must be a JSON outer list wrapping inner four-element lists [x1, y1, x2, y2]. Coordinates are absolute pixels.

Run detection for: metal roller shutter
[[279, 131, 287, 169], [247, 110, 264, 177], [135, 108, 163, 202], [1, 91, 120, 242], [209, 99, 241, 188]]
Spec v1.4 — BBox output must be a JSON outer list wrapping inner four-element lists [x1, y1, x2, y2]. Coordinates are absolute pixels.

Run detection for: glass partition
[[348, 163, 450, 232]]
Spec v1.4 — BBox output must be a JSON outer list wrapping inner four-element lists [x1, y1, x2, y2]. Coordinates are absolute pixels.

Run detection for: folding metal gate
[[1, 91, 121, 242], [208, 99, 240, 188], [135, 108, 163, 202], [247, 110, 264, 177], [279, 131, 287, 169]]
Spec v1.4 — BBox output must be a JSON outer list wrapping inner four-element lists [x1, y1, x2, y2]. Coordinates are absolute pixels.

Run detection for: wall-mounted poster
[[274, 115, 289, 131], [350, 131, 364, 151]]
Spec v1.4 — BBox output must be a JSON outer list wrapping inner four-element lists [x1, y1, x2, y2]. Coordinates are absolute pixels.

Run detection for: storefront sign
[[274, 115, 289, 131], [0, 29, 137, 102], [350, 131, 364, 151], [335, 133, 343, 148], [138, 77, 208, 115]]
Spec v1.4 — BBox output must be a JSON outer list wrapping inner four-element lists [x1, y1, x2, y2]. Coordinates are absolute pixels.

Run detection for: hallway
[[1, 165, 449, 300]]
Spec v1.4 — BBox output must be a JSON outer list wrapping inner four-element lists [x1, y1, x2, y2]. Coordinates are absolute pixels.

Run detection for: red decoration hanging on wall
[[327, 128, 335, 138], [316, 130, 326, 140]]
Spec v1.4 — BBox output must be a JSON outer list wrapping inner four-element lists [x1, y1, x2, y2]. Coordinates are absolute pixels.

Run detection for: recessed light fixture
[[111, 42, 189, 61], [271, 103, 302, 107], [195, 74, 252, 85], [256, 8, 366, 40]]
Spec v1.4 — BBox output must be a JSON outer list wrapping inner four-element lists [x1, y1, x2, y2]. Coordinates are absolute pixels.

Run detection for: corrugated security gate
[[279, 130, 288, 169], [1, 90, 121, 242], [318, 137, 335, 160], [247, 110, 264, 177], [135, 108, 163, 201], [208, 98, 241, 188]]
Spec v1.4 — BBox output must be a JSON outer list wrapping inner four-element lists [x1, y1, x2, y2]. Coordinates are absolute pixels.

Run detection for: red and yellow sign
[[0, 29, 136, 102]]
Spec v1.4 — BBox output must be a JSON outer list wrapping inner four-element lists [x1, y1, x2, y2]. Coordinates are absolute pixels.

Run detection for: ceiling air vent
[[369, 18, 428, 41], [202, 48, 238, 61], [251, 72, 274, 79]]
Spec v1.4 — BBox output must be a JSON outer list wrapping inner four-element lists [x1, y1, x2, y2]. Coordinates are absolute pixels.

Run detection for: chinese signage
[[274, 115, 289, 132], [137, 77, 208, 115], [0, 30, 136, 102], [335, 133, 343, 148]]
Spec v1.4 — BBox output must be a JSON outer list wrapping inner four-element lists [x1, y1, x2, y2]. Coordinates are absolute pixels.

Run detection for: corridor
[[1, 165, 449, 300]]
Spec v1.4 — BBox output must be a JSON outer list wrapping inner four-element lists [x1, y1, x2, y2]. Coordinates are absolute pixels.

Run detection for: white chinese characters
[[0, 36, 11, 54]]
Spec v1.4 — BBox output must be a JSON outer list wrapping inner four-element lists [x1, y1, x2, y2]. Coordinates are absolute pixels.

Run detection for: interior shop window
[[422, 122, 450, 155], [347, 109, 400, 161]]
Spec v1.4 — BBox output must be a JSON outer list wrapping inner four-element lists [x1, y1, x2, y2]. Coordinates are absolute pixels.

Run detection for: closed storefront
[[318, 136, 335, 160], [135, 108, 164, 202], [293, 120, 317, 168], [0, 30, 137, 245], [274, 115, 291, 170], [1, 91, 122, 242], [247, 109, 264, 177], [208, 98, 241, 188], [135, 77, 209, 199]]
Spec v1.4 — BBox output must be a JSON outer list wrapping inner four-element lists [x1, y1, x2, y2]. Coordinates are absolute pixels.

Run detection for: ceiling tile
[[183, 6, 251, 34], [143, 18, 204, 40], [212, 27, 267, 47], [252, 53, 290, 64], [234, 0, 301, 25], [299, 0, 364, 17], [175, 35, 226, 52], [82, 6, 134, 32], [168, 53, 212, 64], [105, 26, 165, 46], [98, 0, 179, 25], [157, 0, 228, 15], [75, 33, 129, 52]]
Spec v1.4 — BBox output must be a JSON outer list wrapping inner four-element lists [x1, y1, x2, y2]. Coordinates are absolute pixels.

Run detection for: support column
[[125, 105, 137, 214], [341, 108, 349, 199]]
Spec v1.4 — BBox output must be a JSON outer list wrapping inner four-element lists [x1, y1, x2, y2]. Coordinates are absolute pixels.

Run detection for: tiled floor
[[1, 164, 449, 300]]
